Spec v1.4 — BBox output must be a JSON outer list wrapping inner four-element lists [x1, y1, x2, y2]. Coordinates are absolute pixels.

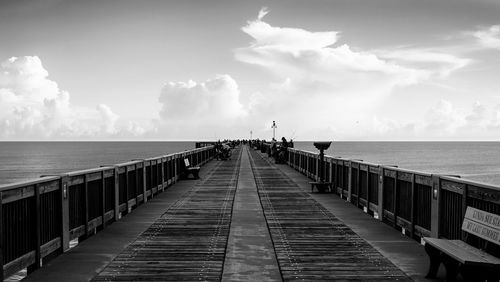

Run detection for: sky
[[1, 0, 500, 141]]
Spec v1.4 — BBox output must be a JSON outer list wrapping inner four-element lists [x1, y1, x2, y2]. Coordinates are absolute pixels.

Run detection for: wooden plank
[[249, 149, 411, 281], [40, 237, 61, 258], [441, 179, 464, 194], [38, 180, 60, 194], [85, 171, 102, 182], [92, 147, 242, 281], [384, 169, 397, 178], [88, 216, 102, 231], [68, 176, 84, 186], [69, 225, 85, 240], [398, 171, 413, 182], [3, 251, 36, 279], [2, 185, 35, 204], [423, 238, 500, 265], [415, 174, 432, 186], [414, 225, 431, 238], [128, 198, 136, 208], [104, 210, 114, 222], [467, 185, 500, 205]]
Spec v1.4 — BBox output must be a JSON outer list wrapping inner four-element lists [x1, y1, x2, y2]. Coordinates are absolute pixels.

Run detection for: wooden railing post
[[33, 183, 41, 270], [84, 174, 90, 238], [113, 167, 120, 220], [101, 171, 106, 229], [160, 158, 165, 190], [430, 175, 441, 238], [347, 162, 352, 202], [377, 167, 384, 221], [60, 175, 70, 252], [393, 171, 398, 229], [410, 173, 416, 238], [142, 162, 147, 203], [124, 166, 130, 212]]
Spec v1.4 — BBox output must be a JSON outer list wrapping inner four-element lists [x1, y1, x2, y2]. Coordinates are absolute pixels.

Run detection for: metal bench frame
[[423, 206, 500, 281]]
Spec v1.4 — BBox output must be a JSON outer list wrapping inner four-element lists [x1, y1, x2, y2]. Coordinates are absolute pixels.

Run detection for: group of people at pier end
[[249, 137, 293, 164]]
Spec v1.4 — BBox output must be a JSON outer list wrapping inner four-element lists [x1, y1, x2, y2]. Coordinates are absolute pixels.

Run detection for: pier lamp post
[[271, 121, 277, 140], [310, 141, 333, 193]]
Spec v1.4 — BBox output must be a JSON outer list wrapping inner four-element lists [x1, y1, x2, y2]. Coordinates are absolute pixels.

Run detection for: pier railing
[[285, 147, 500, 252], [0, 145, 215, 280]]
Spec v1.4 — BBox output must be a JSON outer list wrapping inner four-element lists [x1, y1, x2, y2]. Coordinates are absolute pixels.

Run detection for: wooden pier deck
[[24, 146, 434, 281]]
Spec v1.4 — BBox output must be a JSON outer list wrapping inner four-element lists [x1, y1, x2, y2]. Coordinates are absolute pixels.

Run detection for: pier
[[1, 143, 500, 281]]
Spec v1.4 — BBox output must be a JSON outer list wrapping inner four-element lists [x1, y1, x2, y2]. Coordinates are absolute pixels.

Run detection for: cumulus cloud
[[0, 56, 143, 139], [157, 74, 247, 139], [235, 8, 468, 96], [232, 8, 472, 140], [472, 25, 500, 50]]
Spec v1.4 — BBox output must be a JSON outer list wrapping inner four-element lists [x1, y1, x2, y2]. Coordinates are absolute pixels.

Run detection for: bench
[[182, 158, 200, 179], [423, 206, 500, 281], [309, 181, 333, 193]]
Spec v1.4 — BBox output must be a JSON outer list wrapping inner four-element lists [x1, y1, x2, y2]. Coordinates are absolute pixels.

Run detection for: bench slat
[[450, 240, 500, 264], [423, 238, 500, 266]]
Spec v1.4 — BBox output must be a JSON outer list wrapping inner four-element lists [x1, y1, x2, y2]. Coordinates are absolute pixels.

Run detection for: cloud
[[157, 74, 247, 139], [236, 9, 469, 95], [0, 56, 143, 139], [371, 100, 500, 140], [232, 9, 472, 140], [472, 25, 500, 50]]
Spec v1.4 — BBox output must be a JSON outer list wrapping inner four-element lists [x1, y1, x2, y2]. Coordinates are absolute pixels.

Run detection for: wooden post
[[135, 164, 140, 205], [366, 168, 370, 210], [149, 161, 154, 199], [113, 167, 120, 221], [430, 175, 441, 238], [410, 173, 416, 238], [377, 167, 384, 222], [142, 162, 147, 203], [160, 158, 165, 191], [34, 183, 41, 270], [355, 164, 360, 207], [347, 161, 352, 202], [461, 184, 468, 240], [60, 175, 70, 252], [84, 174, 90, 238], [393, 171, 398, 229], [101, 171, 106, 229], [124, 166, 129, 212]]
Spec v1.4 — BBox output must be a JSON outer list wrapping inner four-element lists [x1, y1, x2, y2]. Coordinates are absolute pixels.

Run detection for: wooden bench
[[423, 206, 500, 281], [182, 158, 200, 179], [309, 181, 333, 193]]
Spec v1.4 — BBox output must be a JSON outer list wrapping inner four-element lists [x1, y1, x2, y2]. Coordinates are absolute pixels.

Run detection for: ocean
[[0, 142, 194, 185], [0, 141, 499, 187], [295, 141, 500, 186]]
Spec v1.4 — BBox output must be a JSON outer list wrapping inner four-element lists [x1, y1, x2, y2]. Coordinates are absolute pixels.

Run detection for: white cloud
[[232, 9, 472, 140], [157, 74, 247, 139], [472, 25, 500, 50], [0, 56, 143, 139]]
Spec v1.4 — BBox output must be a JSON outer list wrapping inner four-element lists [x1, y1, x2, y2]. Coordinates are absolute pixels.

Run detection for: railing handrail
[[0, 144, 216, 280]]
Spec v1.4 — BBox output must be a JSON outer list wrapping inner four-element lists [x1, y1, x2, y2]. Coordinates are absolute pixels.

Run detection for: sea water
[[0, 142, 194, 185], [0, 141, 499, 186], [294, 141, 500, 186]]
